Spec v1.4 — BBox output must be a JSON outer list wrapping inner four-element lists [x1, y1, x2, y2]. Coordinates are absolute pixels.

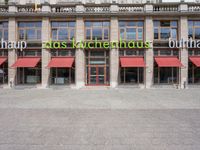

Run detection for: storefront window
[[51, 22, 75, 41], [154, 49, 180, 84], [0, 22, 8, 41], [119, 21, 144, 41], [85, 21, 110, 41], [188, 50, 200, 84], [18, 22, 41, 41], [0, 50, 8, 84], [16, 50, 41, 85], [154, 20, 178, 40]]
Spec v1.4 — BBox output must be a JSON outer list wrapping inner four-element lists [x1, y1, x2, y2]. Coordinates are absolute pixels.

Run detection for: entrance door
[[86, 50, 109, 85], [89, 66, 107, 85]]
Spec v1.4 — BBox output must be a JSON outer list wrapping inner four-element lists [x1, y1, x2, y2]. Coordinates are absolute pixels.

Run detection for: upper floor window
[[154, 49, 179, 56], [188, 21, 200, 39], [188, 49, 200, 56], [85, 21, 110, 41], [154, 21, 178, 40], [51, 50, 75, 57], [51, 22, 75, 41], [0, 50, 8, 56], [17, 50, 41, 57], [0, 22, 8, 41], [119, 21, 143, 41], [18, 22, 42, 41], [119, 50, 144, 56]]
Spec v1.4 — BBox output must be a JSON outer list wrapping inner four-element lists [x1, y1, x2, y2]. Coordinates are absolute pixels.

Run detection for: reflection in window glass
[[51, 22, 76, 41], [92, 28, 102, 40], [160, 28, 170, 39], [126, 28, 136, 40], [195, 28, 200, 39]]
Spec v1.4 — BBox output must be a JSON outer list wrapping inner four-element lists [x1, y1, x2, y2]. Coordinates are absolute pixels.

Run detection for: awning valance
[[120, 57, 145, 67], [155, 57, 183, 67], [47, 57, 74, 68], [189, 56, 200, 67], [12, 57, 41, 68]]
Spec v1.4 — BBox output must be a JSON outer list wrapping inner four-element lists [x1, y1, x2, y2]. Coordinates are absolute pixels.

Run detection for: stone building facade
[[0, 0, 200, 89]]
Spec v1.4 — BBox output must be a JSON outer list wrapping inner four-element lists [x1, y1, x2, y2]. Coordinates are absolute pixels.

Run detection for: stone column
[[75, 17, 85, 88], [110, 17, 119, 88], [8, 17, 17, 88], [144, 16, 154, 88], [179, 16, 188, 89], [41, 17, 51, 88]]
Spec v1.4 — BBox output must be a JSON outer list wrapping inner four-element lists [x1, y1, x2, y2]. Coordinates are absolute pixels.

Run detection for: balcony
[[0, 5, 8, 12], [188, 5, 200, 12], [153, 5, 179, 12], [85, 6, 110, 13], [51, 6, 75, 13], [119, 6, 144, 12]]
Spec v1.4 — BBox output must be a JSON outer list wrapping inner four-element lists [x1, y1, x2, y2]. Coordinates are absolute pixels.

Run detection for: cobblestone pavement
[[0, 89, 200, 150]]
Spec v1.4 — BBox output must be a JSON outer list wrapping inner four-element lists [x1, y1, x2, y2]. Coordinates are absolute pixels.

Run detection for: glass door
[[86, 50, 109, 85]]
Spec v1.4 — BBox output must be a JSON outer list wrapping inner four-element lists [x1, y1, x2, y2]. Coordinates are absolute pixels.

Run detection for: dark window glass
[[92, 28, 102, 40], [195, 28, 200, 39], [126, 28, 136, 40], [160, 28, 170, 39], [154, 28, 159, 39], [160, 21, 170, 27]]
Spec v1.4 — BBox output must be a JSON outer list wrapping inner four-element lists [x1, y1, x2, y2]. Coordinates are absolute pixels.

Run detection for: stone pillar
[[179, 16, 188, 89], [8, 17, 17, 88], [144, 16, 154, 88], [110, 17, 119, 88], [41, 17, 51, 88], [75, 17, 85, 88]]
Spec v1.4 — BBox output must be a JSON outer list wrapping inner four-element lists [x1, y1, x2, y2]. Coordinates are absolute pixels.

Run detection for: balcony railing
[[153, 5, 179, 12], [188, 5, 200, 12], [18, 6, 42, 13], [119, 6, 144, 12], [51, 6, 75, 13], [85, 6, 110, 13], [0, 6, 8, 12]]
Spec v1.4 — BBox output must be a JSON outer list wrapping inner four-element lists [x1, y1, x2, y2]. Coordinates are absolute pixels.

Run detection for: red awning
[[120, 57, 145, 67], [47, 57, 74, 68], [0, 57, 7, 65], [12, 57, 41, 68], [155, 56, 183, 67], [189, 56, 200, 67]]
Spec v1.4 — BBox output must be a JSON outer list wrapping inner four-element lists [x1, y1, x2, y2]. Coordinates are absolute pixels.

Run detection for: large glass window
[[85, 21, 110, 41], [154, 20, 178, 40], [188, 21, 200, 39], [0, 50, 8, 84], [154, 49, 180, 84], [16, 49, 41, 85], [188, 50, 200, 84], [18, 22, 41, 41], [119, 21, 144, 41], [51, 22, 75, 41], [0, 22, 8, 41], [17, 50, 41, 57]]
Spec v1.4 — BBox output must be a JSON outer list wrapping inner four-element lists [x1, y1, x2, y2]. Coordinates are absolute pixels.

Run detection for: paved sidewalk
[[0, 89, 200, 150], [0, 88, 200, 109]]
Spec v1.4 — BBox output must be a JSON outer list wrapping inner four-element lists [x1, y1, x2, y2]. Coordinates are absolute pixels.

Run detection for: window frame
[[119, 21, 144, 41]]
